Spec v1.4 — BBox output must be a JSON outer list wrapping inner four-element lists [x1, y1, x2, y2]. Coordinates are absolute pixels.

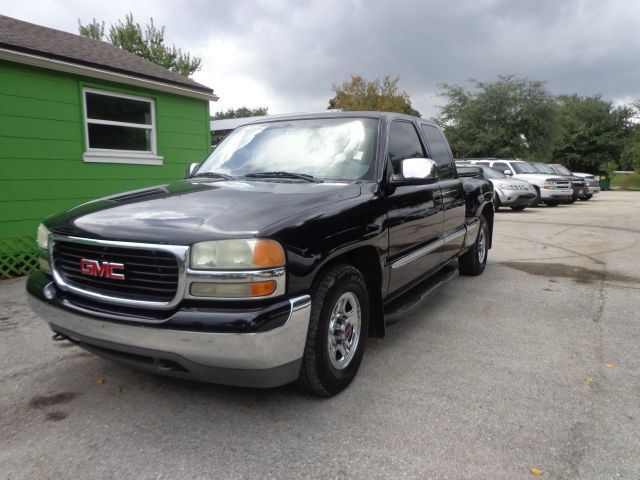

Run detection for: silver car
[[457, 162, 537, 211]]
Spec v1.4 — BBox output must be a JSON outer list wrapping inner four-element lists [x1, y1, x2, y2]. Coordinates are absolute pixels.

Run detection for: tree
[[619, 125, 640, 171], [79, 13, 201, 77], [552, 94, 635, 172], [78, 18, 104, 40], [212, 107, 269, 120], [328, 75, 420, 117], [436, 75, 558, 160]]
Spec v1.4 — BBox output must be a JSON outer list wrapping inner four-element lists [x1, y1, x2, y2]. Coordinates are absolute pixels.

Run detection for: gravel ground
[[1, 191, 638, 479]]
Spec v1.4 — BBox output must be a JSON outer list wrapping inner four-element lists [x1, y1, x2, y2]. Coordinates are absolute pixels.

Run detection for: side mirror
[[391, 158, 439, 186], [503, 169, 512, 176], [185, 162, 200, 178]]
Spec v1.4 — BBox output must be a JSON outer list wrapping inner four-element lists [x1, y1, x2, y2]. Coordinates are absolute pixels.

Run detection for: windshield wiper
[[191, 172, 235, 180], [244, 171, 322, 183]]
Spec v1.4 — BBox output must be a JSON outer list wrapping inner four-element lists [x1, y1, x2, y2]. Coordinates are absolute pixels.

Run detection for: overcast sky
[[2, 0, 639, 118]]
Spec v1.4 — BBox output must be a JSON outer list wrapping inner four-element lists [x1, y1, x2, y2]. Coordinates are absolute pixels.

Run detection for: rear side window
[[421, 124, 454, 179], [388, 122, 425, 174], [492, 162, 510, 173]]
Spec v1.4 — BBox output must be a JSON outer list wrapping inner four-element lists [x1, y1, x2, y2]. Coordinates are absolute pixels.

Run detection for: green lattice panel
[[0, 237, 38, 278]]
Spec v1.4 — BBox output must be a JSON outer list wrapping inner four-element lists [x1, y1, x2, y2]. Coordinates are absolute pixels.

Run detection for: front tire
[[511, 205, 526, 211], [296, 263, 369, 396], [459, 216, 488, 276]]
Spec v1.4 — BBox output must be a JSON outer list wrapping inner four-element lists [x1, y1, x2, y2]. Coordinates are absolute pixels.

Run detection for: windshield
[[197, 118, 378, 181], [512, 162, 540, 174], [552, 164, 572, 175], [481, 167, 506, 179], [531, 162, 556, 174]]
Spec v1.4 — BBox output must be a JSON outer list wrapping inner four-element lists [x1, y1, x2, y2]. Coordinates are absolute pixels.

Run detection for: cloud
[[3, 0, 640, 118]]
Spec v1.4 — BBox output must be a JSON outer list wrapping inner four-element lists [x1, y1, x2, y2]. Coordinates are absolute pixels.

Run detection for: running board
[[383, 263, 459, 325]]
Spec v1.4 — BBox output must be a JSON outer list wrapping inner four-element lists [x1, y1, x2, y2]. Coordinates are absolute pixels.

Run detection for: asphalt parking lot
[[1, 191, 638, 480]]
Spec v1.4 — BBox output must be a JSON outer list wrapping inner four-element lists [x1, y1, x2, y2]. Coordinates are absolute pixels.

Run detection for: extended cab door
[[386, 121, 444, 294], [419, 124, 466, 262]]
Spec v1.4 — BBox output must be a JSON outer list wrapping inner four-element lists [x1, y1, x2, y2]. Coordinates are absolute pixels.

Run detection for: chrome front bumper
[[539, 188, 573, 199], [28, 294, 311, 388]]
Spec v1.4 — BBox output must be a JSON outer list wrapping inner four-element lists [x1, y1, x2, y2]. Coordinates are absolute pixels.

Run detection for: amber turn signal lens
[[251, 280, 277, 296], [253, 239, 285, 267]]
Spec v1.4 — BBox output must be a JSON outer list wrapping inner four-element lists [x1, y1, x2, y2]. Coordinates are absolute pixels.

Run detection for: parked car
[[530, 162, 585, 203], [456, 161, 536, 211], [27, 112, 495, 396], [548, 164, 600, 200], [463, 159, 573, 207]]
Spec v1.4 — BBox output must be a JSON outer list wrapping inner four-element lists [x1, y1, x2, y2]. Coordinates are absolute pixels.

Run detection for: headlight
[[190, 239, 285, 270], [496, 183, 515, 190], [36, 224, 50, 250]]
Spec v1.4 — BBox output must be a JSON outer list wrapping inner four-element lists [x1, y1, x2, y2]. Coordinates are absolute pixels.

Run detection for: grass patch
[[611, 172, 640, 190]]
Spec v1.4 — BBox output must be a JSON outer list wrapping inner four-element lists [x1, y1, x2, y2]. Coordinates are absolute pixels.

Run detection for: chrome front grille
[[50, 236, 189, 309], [53, 241, 179, 302]]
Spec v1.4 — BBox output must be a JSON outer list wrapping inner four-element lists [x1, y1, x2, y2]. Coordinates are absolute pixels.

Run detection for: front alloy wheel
[[327, 292, 362, 370], [296, 263, 369, 396]]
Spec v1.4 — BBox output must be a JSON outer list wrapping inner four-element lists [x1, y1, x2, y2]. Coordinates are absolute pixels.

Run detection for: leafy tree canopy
[[551, 94, 635, 172], [328, 75, 420, 117], [436, 75, 557, 161], [212, 107, 269, 120], [79, 13, 201, 77], [619, 124, 640, 172]]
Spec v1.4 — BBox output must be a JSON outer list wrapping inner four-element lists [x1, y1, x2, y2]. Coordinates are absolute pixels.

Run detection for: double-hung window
[[82, 88, 163, 165]]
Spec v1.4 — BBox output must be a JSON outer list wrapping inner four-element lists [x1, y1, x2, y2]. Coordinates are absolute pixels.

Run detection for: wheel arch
[[311, 246, 385, 339]]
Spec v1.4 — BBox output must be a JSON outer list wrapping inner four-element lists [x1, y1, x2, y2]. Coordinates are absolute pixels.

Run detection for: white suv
[[465, 159, 573, 207]]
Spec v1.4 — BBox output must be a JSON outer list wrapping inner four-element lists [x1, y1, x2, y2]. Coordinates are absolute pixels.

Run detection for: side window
[[421, 124, 454, 179], [388, 122, 425, 175], [492, 162, 509, 173]]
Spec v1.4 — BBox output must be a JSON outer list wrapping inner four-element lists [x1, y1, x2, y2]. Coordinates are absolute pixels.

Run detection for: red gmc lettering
[[79, 259, 125, 280]]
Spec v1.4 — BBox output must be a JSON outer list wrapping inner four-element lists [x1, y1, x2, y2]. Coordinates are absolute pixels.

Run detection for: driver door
[[385, 121, 444, 295]]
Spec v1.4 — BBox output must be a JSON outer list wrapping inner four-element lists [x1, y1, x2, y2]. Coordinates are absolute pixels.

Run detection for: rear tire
[[459, 216, 488, 276], [296, 263, 369, 397], [531, 187, 541, 207], [546, 201, 559, 207], [511, 205, 526, 211]]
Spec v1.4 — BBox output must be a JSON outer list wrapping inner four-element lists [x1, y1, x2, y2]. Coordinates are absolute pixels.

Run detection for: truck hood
[[46, 179, 362, 244], [512, 173, 568, 184]]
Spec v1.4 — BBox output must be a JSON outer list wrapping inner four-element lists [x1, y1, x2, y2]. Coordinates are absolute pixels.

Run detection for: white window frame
[[82, 88, 164, 165]]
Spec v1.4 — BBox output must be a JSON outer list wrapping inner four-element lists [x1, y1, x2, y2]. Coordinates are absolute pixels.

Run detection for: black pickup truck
[[27, 112, 495, 396]]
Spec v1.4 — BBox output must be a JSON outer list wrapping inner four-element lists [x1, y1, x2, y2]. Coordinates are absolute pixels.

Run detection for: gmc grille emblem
[[80, 259, 125, 280]]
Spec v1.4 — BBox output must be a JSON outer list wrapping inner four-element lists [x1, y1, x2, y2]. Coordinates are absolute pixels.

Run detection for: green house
[[0, 15, 217, 278]]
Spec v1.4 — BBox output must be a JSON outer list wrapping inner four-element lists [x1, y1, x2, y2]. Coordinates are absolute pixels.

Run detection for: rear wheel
[[511, 205, 526, 211], [546, 201, 560, 207], [531, 187, 541, 207], [459, 216, 488, 276], [296, 263, 369, 396], [580, 194, 592, 201]]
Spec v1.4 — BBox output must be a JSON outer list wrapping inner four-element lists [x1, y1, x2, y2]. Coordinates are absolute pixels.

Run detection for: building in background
[[0, 15, 217, 278]]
